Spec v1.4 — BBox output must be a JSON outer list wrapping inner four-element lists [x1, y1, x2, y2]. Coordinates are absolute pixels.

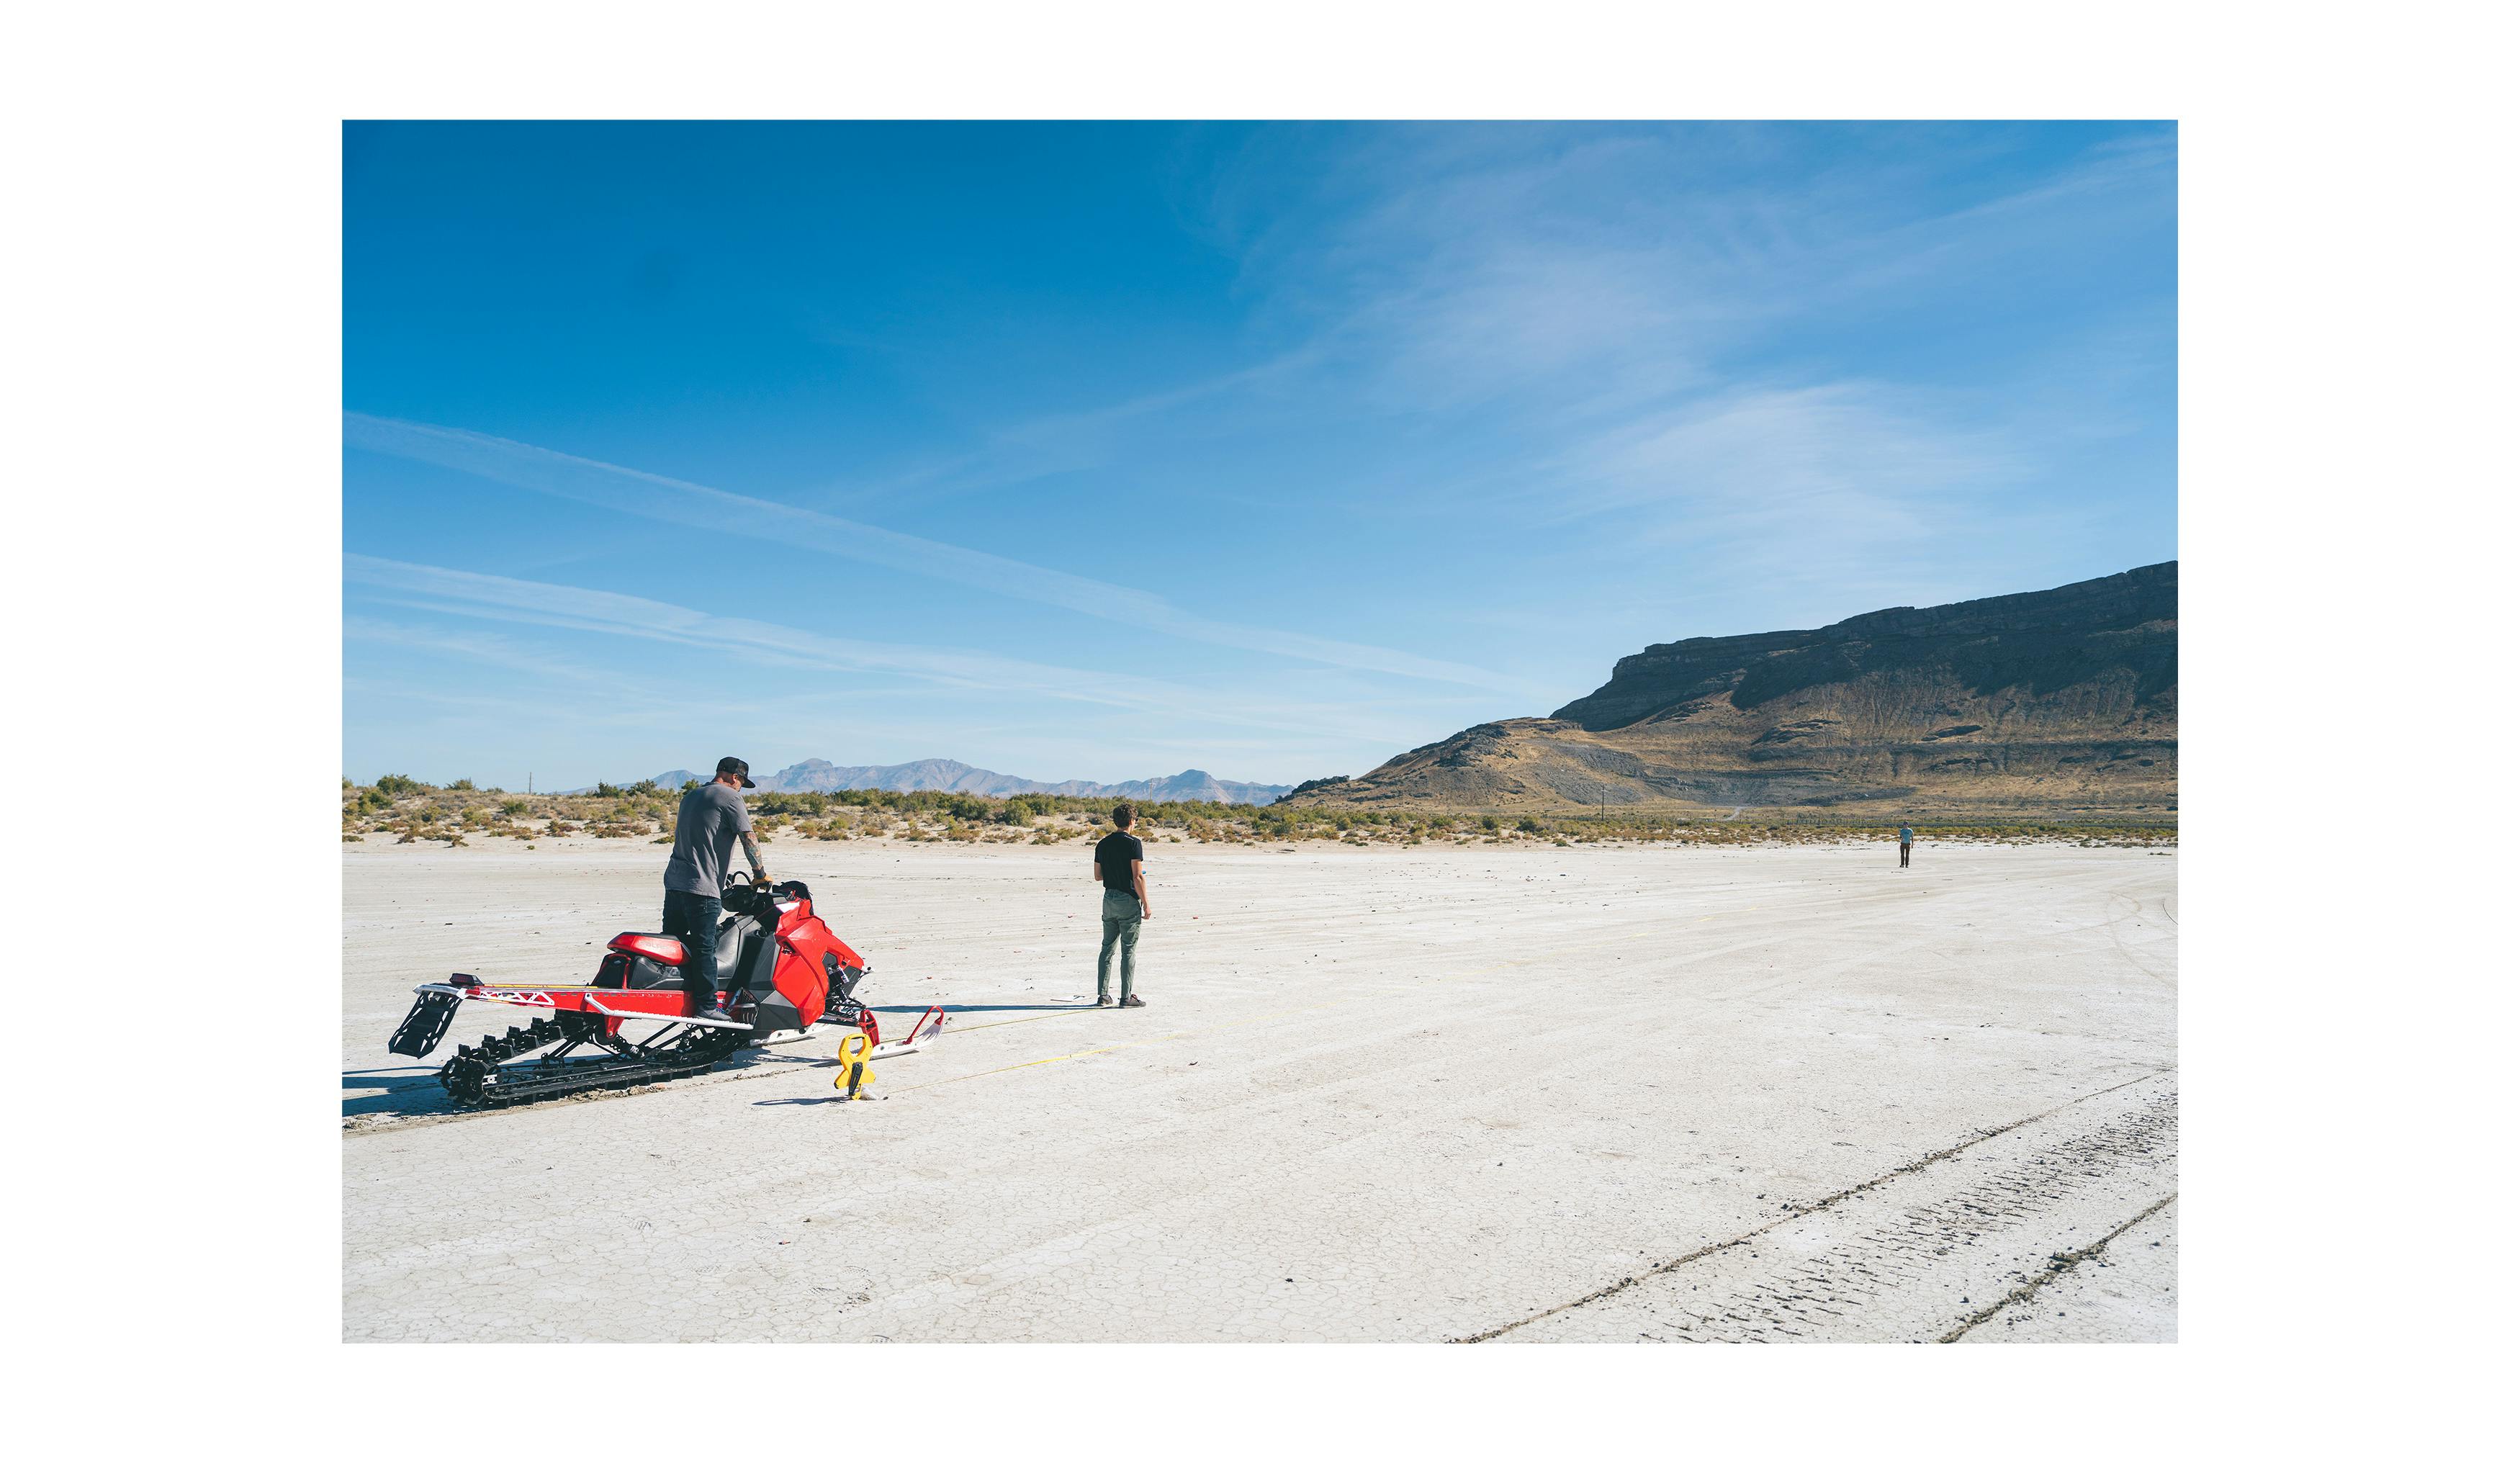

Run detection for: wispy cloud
[[1192, 125, 2166, 588], [343, 614, 616, 685], [1544, 383, 2020, 531], [343, 554, 1432, 743], [814, 348, 1328, 512], [343, 412, 1544, 698]]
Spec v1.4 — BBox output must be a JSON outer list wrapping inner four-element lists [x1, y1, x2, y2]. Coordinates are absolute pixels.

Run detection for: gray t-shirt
[[664, 782, 754, 896]]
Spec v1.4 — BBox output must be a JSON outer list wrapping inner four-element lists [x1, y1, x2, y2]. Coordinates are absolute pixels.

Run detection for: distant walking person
[[1092, 804, 1151, 1008], [1898, 823, 1915, 868], [662, 757, 768, 1012]]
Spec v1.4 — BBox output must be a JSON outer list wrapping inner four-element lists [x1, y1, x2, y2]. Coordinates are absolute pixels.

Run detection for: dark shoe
[[1097, 994, 1114, 1007], [1118, 994, 1146, 1008]]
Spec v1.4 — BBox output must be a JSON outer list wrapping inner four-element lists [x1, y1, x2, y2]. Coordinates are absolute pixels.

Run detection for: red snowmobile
[[387, 875, 945, 1109]]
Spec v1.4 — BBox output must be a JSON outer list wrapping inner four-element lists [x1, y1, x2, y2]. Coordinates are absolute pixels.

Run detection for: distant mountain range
[[618, 758, 1291, 806], [1282, 562, 2177, 816]]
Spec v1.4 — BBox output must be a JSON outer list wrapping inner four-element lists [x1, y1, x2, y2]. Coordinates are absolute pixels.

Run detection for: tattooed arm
[[739, 827, 766, 881]]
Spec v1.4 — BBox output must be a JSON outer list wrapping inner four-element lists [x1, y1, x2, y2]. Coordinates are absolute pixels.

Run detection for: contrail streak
[[344, 554, 1422, 742], [344, 412, 1542, 696]]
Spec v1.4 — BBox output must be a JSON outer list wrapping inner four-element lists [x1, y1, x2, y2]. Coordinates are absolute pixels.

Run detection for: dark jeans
[[1097, 888, 1143, 999], [661, 891, 724, 1002], [1899, 842, 1912, 867]]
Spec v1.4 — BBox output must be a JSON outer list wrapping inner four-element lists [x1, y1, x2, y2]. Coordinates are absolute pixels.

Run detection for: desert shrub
[[374, 773, 426, 797], [1517, 816, 1545, 834], [1480, 814, 1500, 832], [448, 778, 476, 791], [501, 798, 529, 816]]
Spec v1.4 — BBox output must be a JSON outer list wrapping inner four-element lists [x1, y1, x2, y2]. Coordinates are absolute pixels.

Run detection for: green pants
[[1097, 889, 1142, 998]]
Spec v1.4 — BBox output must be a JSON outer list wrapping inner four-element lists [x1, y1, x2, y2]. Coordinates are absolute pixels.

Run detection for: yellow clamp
[[833, 1031, 873, 1100]]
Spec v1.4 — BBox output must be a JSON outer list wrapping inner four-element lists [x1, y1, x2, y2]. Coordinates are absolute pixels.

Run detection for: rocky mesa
[[1285, 562, 2176, 817]]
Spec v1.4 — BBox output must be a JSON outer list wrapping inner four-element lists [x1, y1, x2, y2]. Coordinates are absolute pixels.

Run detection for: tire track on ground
[[1456, 1069, 2174, 1342], [1938, 1191, 2177, 1341], [2102, 890, 2175, 986]]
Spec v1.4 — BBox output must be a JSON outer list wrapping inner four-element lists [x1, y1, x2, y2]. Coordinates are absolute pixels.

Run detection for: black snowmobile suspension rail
[[435, 1013, 749, 1109]]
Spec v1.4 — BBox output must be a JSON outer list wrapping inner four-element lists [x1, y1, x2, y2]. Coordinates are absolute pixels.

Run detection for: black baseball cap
[[716, 756, 756, 788]]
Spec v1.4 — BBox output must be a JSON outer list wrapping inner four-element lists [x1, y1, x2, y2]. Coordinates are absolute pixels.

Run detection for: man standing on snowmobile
[[1092, 803, 1150, 1008], [662, 757, 769, 1012]]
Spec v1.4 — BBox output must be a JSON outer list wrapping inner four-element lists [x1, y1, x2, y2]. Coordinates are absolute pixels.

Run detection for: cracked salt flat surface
[[343, 837, 2176, 1341]]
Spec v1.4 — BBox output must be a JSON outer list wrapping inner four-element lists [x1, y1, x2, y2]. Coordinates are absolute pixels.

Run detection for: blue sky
[[344, 121, 2175, 790]]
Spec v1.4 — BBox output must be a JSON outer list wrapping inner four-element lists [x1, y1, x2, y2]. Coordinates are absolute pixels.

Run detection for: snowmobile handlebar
[[721, 876, 808, 915]]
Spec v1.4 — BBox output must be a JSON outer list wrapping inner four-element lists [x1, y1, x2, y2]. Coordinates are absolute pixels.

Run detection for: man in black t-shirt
[[1092, 803, 1151, 1008]]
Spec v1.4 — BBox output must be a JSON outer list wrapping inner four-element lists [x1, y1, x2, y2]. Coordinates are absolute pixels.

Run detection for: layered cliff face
[[1286, 563, 2177, 816]]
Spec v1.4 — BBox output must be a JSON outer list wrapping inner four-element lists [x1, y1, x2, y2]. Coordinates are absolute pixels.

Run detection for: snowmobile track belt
[[436, 1014, 749, 1109]]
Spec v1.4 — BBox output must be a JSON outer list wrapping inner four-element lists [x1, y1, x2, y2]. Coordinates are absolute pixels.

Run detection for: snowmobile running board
[[413, 984, 755, 1032], [581, 994, 752, 1030]]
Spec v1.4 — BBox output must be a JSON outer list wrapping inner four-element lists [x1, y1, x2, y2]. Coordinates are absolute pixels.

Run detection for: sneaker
[[1097, 994, 1114, 1007], [1118, 994, 1146, 1008]]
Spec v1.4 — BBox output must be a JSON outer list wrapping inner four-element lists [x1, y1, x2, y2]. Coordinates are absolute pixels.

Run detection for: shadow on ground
[[341, 1044, 835, 1124]]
